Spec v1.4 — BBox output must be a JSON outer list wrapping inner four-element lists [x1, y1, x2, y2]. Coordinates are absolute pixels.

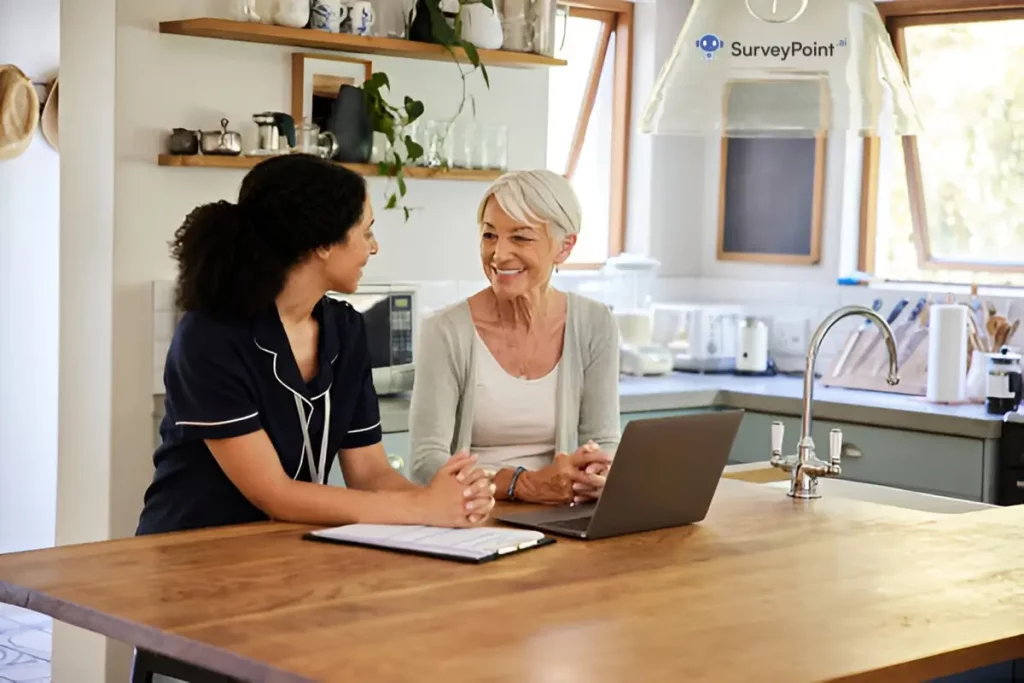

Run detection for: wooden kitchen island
[[0, 478, 1021, 682]]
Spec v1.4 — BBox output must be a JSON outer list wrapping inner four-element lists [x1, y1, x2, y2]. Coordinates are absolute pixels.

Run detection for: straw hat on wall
[[40, 76, 58, 152], [0, 64, 40, 161]]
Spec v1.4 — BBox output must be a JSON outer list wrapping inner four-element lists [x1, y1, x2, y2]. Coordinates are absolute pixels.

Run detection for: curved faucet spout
[[801, 305, 901, 444]]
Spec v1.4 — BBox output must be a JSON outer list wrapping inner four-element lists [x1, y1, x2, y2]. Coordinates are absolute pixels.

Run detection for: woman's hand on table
[[513, 446, 611, 505], [419, 452, 496, 527]]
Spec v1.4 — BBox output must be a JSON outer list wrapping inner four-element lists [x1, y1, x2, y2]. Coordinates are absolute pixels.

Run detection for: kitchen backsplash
[[151, 277, 1024, 395]]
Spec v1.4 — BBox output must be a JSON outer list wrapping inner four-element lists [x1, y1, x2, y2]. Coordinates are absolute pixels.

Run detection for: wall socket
[[772, 317, 810, 357]]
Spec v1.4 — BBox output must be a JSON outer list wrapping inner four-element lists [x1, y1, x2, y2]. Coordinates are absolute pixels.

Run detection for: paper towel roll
[[926, 304, 968, 403]]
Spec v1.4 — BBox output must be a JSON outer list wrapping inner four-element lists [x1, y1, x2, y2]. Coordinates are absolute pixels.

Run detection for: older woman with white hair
[[409, 169, 619, 505]]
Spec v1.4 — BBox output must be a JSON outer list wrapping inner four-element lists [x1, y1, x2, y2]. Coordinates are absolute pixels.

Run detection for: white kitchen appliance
[[326, 283, 416, 395], [735, 316, 770, 374], [601, 254, 673, 376], [651, 303, 744, 373]]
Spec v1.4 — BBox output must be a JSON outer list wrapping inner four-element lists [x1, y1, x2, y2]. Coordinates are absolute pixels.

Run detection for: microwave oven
[[326, 284, 416, 396]]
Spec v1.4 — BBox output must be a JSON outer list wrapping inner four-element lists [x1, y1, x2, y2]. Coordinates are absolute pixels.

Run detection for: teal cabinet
[[619, 408, 989, 502], [620, 406, 736, 432], [730, 411, 985, 501]]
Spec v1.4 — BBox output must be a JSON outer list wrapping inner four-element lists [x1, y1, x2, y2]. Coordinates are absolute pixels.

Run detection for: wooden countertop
[[1, 479, 1022, 682]]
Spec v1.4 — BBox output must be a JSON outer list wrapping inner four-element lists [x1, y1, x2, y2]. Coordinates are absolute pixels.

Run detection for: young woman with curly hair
[[135, 154, 494, 536]]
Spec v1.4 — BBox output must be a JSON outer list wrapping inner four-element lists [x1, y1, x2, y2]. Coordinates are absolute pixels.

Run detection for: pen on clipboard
[[497, 540, 539, 555]]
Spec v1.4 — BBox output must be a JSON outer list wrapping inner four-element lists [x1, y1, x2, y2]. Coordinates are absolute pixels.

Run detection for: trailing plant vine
[[360, 0, 494, 222]]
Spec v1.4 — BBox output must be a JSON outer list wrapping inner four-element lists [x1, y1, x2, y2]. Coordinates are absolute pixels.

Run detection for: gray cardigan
[[409, 292, 622, 484]]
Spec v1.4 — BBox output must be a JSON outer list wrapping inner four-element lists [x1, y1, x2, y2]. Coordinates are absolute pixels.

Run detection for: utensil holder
[[822, 324, 929, 396]]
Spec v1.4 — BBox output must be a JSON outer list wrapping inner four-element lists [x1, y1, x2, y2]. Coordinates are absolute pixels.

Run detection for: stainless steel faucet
[[770, 305, 901, 498]]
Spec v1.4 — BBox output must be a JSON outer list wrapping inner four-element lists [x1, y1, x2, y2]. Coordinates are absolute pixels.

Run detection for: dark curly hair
[[170, 153, 367, 319]]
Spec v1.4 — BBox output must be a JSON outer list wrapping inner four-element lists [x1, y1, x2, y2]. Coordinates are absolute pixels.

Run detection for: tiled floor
[[0, 604, 51, 683]]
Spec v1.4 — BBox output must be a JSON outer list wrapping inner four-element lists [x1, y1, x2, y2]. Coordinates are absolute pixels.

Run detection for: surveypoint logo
[[696, 33, 725, 61], [697, 36, 848, 62]]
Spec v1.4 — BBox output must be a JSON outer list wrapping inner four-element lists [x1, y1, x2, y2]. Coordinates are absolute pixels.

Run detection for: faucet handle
[[829, 428, 843, 472], [771, 421, 784, 456]]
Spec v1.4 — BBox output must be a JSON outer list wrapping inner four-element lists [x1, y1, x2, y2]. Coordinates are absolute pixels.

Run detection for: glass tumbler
[[450, 121, 476, 169], [479, 123, 508, 171], [406, 120, 441, 167]]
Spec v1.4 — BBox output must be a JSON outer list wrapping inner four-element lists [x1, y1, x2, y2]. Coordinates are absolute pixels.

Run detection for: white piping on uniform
[[256, 339, 313, 479], [176, 412, 259, 427], [254, 340, 313, 411], [348, 420, 381, 434], [255, 339, 340, 481]]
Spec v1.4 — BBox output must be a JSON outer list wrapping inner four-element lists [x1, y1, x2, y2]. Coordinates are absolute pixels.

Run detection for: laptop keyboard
[[548, 516, 592, 531]]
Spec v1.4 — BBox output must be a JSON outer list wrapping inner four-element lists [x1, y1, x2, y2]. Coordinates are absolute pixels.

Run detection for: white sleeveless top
[[470, 331, 559, 471]]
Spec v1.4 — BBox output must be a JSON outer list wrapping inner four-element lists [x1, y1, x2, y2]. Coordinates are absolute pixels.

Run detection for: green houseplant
[[361, 0, 494, 221]]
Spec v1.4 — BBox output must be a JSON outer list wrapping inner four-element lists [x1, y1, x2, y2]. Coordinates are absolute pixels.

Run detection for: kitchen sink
[[763, 478, 995, 514]]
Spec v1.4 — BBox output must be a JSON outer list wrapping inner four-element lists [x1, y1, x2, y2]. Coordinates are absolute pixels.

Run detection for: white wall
[[0, 0, 60, 555], [53, 0, 121, 677]]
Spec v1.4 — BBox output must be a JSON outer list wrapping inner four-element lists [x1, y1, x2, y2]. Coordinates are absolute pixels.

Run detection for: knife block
[[822, 324, 929, 396]]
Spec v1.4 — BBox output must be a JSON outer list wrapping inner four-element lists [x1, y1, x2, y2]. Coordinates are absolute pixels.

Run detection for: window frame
[[859, 0, 1024, 278], [554, 0, 634, 269]]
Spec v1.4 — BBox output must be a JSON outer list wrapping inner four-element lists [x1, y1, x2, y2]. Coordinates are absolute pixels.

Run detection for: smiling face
[[321, 194, 378, 293], [480, 197, 575, 300]]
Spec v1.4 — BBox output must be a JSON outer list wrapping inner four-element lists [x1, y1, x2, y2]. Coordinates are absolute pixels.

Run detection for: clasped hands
[[510, 441, 612, 505], [421, 443, 612, 528]]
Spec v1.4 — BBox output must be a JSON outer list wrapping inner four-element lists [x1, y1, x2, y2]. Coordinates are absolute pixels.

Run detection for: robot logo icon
[[696, 33, 724, 60]]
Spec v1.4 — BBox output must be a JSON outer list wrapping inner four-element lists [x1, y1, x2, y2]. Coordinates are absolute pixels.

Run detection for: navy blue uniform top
[[136, 296, 383, 535]]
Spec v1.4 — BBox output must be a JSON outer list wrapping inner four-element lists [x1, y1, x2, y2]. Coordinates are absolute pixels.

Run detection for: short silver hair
[[477, 169, 582, 240]]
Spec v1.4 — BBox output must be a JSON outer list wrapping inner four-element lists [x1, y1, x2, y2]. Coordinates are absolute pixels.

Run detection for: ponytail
[[170, 154, 369, 319], [170, 200, 285, 319]]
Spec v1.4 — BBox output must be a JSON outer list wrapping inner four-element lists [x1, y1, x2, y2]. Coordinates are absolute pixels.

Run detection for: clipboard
[[302, 524, 557, 564]]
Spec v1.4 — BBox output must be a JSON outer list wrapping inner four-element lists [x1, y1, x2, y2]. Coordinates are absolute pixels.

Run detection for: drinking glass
[[449, 120, 475, 169], [479, 123, 508, 171]]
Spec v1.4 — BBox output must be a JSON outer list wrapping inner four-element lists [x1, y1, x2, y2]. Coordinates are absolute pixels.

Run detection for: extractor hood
[[640, 0, 922, 137]]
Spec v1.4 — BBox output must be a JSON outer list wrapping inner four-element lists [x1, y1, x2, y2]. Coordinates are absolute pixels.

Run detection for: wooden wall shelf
[[158, 18, 567, 68], [157, 154, 503, 181]]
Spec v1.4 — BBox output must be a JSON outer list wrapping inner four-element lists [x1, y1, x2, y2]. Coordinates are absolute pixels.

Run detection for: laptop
[[494, 409, 744, 540]]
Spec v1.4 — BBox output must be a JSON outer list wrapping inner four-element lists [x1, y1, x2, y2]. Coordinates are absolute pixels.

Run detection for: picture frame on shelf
[[290, 52, 373, 131]]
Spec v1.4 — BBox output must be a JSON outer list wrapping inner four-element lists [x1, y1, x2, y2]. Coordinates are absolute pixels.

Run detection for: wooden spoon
[[995, 320, 1019, 350], [986, 314, 1007, 342]]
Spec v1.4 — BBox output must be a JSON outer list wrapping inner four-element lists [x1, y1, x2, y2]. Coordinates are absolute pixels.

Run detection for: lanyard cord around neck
[[295, 391, 331, 485]]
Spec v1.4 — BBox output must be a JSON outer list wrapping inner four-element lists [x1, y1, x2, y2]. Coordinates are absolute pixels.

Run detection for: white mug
[[351, 1, 376, 36]]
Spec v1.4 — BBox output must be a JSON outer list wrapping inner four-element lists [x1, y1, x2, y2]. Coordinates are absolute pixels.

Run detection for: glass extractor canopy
[[640, 0, 922, 137]]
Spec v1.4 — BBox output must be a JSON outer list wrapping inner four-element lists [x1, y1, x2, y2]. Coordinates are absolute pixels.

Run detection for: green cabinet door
[[620, 406, 735, 432], [730, 411, 986, 501]]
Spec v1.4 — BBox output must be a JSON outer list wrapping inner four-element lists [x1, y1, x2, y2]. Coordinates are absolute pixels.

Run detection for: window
[[860, 2, 1024, 286], [546, 0, 633, 267]]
